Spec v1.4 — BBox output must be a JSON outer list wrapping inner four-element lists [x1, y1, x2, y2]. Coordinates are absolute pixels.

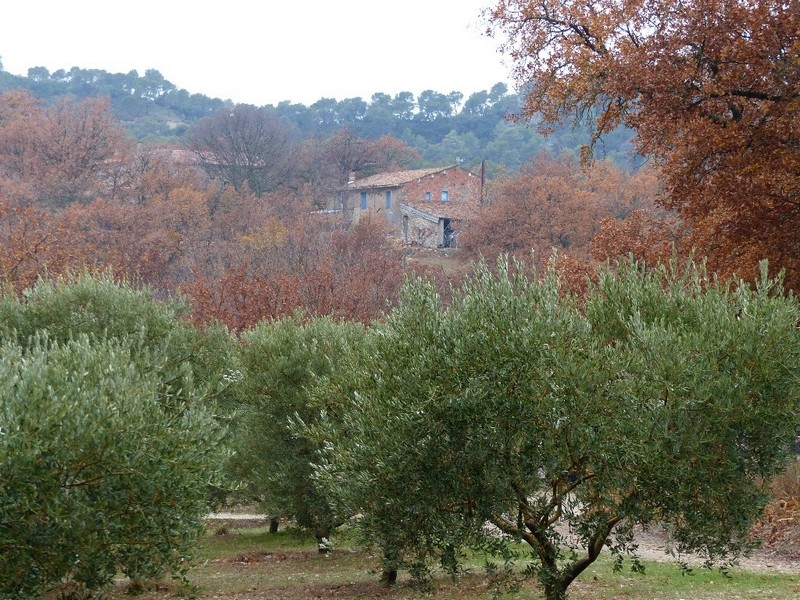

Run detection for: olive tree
[[230, 313, 368, 548], [316, 257, 800, 600], [0, 272, 233, 597], [0, 336, 224, 597], [0, 270, 236, 413]]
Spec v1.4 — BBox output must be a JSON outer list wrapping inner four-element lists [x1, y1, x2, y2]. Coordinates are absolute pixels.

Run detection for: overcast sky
[[1, 0, 513, 107]]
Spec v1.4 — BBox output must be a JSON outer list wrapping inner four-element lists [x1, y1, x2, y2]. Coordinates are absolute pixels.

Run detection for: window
[[361, 192, 367, 210], [441, 190, 449, 202], [425, 191, 431, 201], [386, 190, 392, 209]]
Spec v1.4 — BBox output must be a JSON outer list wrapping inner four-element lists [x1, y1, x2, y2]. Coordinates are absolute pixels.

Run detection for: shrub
[[0, 272, 232, 597]]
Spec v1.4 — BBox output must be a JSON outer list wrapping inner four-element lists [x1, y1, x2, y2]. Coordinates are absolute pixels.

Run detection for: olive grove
[[313, 257, 800, 600]]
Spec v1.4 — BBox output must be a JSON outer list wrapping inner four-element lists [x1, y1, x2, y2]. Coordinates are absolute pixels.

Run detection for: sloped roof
[[347, 165, 459, 190], [147, 147, 198, 165], [401, 198, 481, 221]]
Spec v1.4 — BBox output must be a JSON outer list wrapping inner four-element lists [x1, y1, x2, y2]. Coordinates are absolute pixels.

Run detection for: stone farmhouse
[[343, 165, 484, 248]]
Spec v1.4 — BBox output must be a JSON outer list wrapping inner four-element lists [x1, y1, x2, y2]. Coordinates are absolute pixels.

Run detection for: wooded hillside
[[0, 62, 637, 172]]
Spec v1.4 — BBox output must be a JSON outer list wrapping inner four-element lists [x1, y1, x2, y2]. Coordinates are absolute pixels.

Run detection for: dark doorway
[[442, 219, 455, 248]]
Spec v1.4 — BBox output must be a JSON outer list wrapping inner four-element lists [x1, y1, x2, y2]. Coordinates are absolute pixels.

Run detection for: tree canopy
[[229, 314, 369, 547], [486, 0, 800, 286], [185, 104, 297, 196], [0, 272, 232, 597], [315, 256, 800, 600]]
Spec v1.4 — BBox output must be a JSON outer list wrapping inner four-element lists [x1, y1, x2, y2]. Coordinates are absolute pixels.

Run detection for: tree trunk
[[315, 528, 331, 554], [381, 549, 398, 586], [269, 518, 279, 534], [542, 578, 569, 600], [381, 568, 397, 586]]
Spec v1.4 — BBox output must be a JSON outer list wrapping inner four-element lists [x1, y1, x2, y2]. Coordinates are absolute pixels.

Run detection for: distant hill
[[0, 63, 640, 172]]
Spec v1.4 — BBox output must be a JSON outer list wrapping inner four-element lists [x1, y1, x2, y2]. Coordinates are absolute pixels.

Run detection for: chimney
[[348, 171, 356, 185]]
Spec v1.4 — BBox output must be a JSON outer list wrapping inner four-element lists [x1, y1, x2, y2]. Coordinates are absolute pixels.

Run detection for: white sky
[[1, 0, 513, 107]]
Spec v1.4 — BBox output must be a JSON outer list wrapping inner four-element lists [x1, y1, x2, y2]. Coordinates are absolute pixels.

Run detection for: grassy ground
[[93, 520, 800, 600], [405, 247, 473, 277]]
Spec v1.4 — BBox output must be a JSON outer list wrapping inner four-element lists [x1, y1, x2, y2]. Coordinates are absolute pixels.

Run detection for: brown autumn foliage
[[0, 193, 84, 292], [183, 216, 407, 331], [460, 154, 665, 270], [487, 0, 800, 288], [0, 88, 409, 324], [590, 209, 684, 268], [0, 91, 130, 208], [314, 128, 419, 183], [34, 146, 220, 289], [185, 104, 298, 197], [0, 91, 136, 289]]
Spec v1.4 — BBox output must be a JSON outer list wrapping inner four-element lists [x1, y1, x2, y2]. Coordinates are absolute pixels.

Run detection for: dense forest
[[0, 49, 664, 333], [0, 60, 638, 172], [0, 88, 665, 331]]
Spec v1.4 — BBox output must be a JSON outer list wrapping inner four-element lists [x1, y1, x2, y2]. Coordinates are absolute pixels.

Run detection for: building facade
[[345, 165, 483, 248]]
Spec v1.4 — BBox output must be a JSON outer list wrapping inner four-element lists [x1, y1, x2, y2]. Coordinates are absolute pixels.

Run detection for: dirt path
[[206, 514, 800, 574], [623, 524, 800, 574], [208, 512, 268, 520]]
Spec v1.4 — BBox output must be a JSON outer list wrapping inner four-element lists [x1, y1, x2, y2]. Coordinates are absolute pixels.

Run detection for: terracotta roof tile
[[347, 165, 459, 190]]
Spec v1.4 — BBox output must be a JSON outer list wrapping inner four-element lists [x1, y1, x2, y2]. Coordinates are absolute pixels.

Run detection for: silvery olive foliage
[[230, 313, 368, 547], [314, 256, 800, 600], [0, 273, 231, 598]]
